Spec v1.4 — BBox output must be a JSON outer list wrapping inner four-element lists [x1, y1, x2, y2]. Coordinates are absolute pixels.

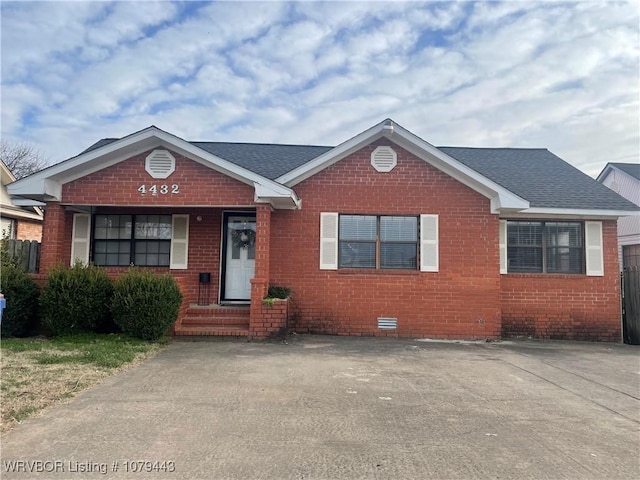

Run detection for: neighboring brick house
[[7, 120, 638, 341], [1, 160, 43, 241], [597, 163, 640, 269]]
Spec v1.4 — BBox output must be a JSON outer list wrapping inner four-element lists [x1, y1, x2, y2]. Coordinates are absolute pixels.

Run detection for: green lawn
[[1, 334, 165, 433]]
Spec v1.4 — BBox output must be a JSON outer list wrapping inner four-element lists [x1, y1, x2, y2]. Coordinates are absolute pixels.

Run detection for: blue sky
[[1, 0, 638, 177]]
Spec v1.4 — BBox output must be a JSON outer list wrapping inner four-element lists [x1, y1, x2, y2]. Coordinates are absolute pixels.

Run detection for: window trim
[[338, 214, 419, 270], [92, 214, 172, 267], [505, 220, 585, 275]]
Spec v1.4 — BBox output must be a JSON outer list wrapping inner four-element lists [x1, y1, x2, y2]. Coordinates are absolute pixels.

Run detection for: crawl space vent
[[145, 149, 176, 179], [378, 317, 398, 330], [371, 146, 397, 172]]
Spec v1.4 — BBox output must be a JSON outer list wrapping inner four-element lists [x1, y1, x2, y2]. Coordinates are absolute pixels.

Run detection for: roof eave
[[254, 182, 301, 210], [7, 126, 292, 204], [504, 207, 640, 220]]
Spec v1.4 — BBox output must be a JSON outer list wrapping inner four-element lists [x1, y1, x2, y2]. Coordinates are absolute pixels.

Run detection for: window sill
[[337, 268, 420, 276], [503, 272, 587, 279]]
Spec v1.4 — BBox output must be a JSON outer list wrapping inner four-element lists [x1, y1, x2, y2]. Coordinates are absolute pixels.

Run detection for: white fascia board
[[277, 121, 388, 185], [7, 126, 289, 203], [9, 198, 46, 208], [504, 207, 640, 220], [390, 134, 530, 212], [595, 165, 612, 183], [277, 119, 529, 211], [0, 205, 44, 221], [254, 182, 301, 209]]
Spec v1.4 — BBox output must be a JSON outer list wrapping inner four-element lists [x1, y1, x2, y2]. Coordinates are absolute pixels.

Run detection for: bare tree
[[0, 140, 48, 179]]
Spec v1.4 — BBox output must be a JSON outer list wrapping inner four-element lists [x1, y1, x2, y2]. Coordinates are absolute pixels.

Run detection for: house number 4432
[[138, 184, 180, 195]]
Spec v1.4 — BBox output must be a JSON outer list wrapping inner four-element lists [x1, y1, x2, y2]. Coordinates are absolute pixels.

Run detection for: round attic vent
[[145, 150, 176, 179], [371, 146, 397, 172]]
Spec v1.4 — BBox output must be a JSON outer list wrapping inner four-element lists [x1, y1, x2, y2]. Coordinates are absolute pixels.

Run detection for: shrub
[[0, 264, 39, 337], [111, 269, 182, 341], [40, 262, 114, 336], [267, 285, 291, 299]]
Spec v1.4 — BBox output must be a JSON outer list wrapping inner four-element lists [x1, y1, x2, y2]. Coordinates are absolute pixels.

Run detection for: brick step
[[185, 306, 250, 318], [175, 325, 249, 337], [181, 316, 250, 327]]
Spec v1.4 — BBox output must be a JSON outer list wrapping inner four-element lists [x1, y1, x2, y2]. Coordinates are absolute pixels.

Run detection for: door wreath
[[231, 228, 256, 249]]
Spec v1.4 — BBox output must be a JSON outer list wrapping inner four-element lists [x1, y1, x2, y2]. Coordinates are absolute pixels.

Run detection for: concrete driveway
[[2, 336, 639, 479]]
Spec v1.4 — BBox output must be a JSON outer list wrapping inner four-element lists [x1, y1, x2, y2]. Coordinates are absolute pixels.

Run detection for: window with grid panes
[[338, 215, 418, 269], [507, 221, 583, 274], [93, 214, 171, 266]]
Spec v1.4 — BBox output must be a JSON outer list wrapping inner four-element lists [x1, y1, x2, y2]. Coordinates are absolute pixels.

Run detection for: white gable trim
[[505, 207, 640, 220], [276, 119, 530, 213], [596, 163, 639, 185], [7, 126, 300, 209]]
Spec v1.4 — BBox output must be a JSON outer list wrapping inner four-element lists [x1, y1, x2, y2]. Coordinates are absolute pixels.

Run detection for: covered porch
[[38, 202, 287, 339]]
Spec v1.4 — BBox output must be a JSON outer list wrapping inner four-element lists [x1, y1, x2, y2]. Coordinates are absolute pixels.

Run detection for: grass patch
[[1, 334, 165, 433]]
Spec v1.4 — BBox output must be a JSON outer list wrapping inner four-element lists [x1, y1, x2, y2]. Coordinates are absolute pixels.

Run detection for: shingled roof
[[439, 147, 638, 210], [79, 136, 638, 212], [605, 162, 640, 181]]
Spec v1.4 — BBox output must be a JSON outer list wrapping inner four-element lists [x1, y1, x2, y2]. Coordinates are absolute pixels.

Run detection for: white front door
[[224, 215, 256, 301]]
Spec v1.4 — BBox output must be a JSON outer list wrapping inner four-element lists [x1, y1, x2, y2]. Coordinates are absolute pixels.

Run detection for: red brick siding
[[15, 219, 43, 242], [35, 142, 622, 341], [269, 139, 503, 339], [250, 298, 288, 339], [250, 205, 273, 337], [39, 203, 74, 272], [500, 220, 621, 341], [62, 149, 255, 206], [45, 149, 256, 305]]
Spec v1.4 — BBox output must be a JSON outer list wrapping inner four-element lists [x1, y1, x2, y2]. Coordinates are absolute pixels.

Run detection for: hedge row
[[1, 263, 182, 341]]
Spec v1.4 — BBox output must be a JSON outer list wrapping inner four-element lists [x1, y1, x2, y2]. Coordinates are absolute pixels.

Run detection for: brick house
[[1, 160, 43, 241], [7, 119, 638, 341]]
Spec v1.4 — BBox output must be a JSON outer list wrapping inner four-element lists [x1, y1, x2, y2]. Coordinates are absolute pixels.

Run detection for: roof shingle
[[78, 136, 638, 211]]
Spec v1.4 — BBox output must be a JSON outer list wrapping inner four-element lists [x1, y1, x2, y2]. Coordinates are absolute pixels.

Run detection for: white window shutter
[[499, 220, 507, 274], [420, 214, 439, 272], [585, 221, 604, 276], [319, 212, 338, 270], [170, 214, 189, 270], [71, 214, 91, 266]]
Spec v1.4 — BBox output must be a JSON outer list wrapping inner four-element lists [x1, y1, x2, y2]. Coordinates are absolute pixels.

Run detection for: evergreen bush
[[40, 262, 114, 336], [0, 264, 39, 337], [111, 269, 182, 341]]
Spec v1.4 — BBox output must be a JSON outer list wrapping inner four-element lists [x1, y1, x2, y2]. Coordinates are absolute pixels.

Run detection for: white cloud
[[0, 0, 637, 179]]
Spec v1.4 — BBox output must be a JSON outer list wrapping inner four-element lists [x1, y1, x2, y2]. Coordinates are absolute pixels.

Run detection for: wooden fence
[[622, 266, 640, 345], [2, 239, 40, 273]]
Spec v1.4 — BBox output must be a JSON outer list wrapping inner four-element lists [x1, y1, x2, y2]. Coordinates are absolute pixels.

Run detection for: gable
[[62, 149, 255, 207], [277, 119, 529, 214], [7, 126, 300, 209], [295, 139, 490, 212], [597, 164, 640, 208]]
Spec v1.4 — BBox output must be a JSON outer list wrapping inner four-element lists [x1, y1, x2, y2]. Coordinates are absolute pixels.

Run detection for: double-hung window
[[338, 215, 418, 269], [507, 221, 583, 274], [93, 214, 172, 267]]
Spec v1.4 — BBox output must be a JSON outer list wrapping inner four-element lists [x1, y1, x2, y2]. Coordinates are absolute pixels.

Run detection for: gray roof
[[192, 142, 333, 179], [78, 137, 638, 211], [609, 162, 640, 181], [439, 147, 638, 210]]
